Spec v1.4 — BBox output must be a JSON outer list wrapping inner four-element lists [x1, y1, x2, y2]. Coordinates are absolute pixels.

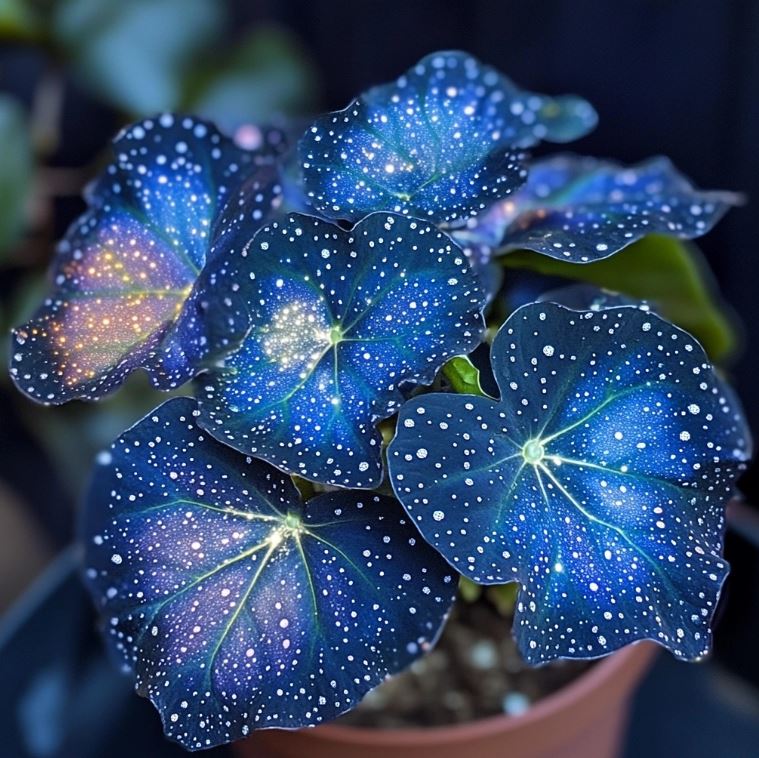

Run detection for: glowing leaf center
[[522, 438, 546, 464], [260, 300, 333, 372], [284, 510, 303, 530]]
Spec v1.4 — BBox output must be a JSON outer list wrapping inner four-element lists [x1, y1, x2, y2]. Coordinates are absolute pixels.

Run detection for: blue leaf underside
[[299, 51, 597, 224], [195, 212, 486, 488], [82, 397, 455, 750], [10, 114, 281, 404], [389, 303, 750, 663], [456, 155, 740, 263]]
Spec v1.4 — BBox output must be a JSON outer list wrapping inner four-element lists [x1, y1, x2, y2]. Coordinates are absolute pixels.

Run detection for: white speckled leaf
[[10, 115, 281, 404], [299, 51, 597, 224], [389, 303, 751, 663], [82, 397, 456, 750], [195, 212, 486, 488], [454, 155, 739, 263]]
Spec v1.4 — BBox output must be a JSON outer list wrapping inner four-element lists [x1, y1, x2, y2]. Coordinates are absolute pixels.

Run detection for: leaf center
[[522, 438, 546, 465], [260, 300, 333, 371]]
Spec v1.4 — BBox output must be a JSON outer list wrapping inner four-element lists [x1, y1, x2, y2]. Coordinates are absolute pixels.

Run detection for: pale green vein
[[206, 538, 281, 681], [137, 498, 282, 523], [536, 462, 678, 596], [546, 455, 690, 497], [133, 537, 272, 650], [540, 383, 651, 445]]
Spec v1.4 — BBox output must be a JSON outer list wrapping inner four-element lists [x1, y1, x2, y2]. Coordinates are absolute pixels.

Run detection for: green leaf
[[503, 234, 738, 362], [485, 583, 518, 616], [442, 355, 487, 396], [185, 26, 319, 133], [52, 0, 223, 115], [459, 576, 518, 615], [0, 0, 44, 40], [458, 576, 482, 602], [0, 95, 32, 262]]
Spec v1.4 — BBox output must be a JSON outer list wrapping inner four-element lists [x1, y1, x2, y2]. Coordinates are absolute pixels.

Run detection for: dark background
[[0, 1, 758, 754]]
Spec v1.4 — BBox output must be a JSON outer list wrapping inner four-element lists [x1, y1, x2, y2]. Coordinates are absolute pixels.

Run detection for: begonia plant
[[9, 51, 752, 750]]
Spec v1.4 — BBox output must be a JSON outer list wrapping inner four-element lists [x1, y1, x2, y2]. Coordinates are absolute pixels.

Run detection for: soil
[[338, 595, 593, 729]]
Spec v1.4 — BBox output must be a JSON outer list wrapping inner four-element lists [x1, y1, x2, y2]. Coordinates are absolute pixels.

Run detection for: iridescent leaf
[[195, 212, 486, 488], [389, 302, 751, 663], [10, 114, 281, 404], [299, 51, 597, 224], [82, 397, 455, 750], [456, 154, 740, 262]]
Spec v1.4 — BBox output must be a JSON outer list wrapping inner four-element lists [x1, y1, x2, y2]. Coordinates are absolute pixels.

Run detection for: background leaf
[[0, 0, 43, 41], [459, 154, 738, 264], [185, 26, 319, 134], [0, 95, 32, 263], [52, 0, 223, 115], [503, 234, 739, 362]]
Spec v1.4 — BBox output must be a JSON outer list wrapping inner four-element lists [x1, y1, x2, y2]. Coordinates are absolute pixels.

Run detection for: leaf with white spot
[[538, 283, 649, 311], [195, 212, 486, 488], [454, 155, 739, 263], [389, 302, 751, 663], [10, 114, 282, 404], [82, 397, 455, 750], [299, 51, 597, 224]]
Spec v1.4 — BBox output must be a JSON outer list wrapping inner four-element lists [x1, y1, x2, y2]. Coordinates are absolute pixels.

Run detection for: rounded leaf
[[82, 397, 455, 749], [10, 115, 281, 404], [195, 212, 486, 488], [299, 51, 597, 224], [389, 303, 751, 663]]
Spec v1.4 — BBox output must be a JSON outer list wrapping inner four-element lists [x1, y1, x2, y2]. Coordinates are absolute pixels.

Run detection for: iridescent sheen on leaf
[[389, 303, 751, 663], [299, 51, 597, 224], [10, 114, 281, 404], [195, 212, 486, 488], [455, 155, 740, 263], [82, 397, 455, 750]]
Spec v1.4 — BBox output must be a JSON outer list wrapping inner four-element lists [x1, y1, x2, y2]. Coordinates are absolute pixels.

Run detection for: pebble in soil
[[338, 596, 593, 728]]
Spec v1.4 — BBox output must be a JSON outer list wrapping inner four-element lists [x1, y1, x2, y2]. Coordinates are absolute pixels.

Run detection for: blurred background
[[0, 1, 758, 756]]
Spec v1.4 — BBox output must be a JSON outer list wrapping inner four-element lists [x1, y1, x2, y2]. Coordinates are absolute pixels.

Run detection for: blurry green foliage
[[0, 95, 32, 262], [459, 577, 518, 615], [503, 235, 739, 363], [186, 26, 319, 132], [44, 0, 318, 125], [0, 0, 42, 40], [52, 0, 223, 115]]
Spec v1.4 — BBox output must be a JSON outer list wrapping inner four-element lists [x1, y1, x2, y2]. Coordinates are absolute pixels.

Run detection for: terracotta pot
[[234, 640, 659, 758]]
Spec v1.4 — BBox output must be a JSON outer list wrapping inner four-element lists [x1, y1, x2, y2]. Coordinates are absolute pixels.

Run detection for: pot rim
[[293, 639, 659, 747]]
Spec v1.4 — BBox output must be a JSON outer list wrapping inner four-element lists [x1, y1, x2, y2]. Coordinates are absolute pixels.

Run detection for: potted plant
[[8, 51, 752, 756]]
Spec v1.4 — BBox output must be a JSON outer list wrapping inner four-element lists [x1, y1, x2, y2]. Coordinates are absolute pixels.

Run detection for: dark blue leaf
[[538, 283, 649, 311], [10, 115, 281, 405], [389, 302, 751, 663], [455, 154, 740, 263], [82, 397, 456, 750], [195, 212, 486, 488], [299, 51, 597, 224]]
